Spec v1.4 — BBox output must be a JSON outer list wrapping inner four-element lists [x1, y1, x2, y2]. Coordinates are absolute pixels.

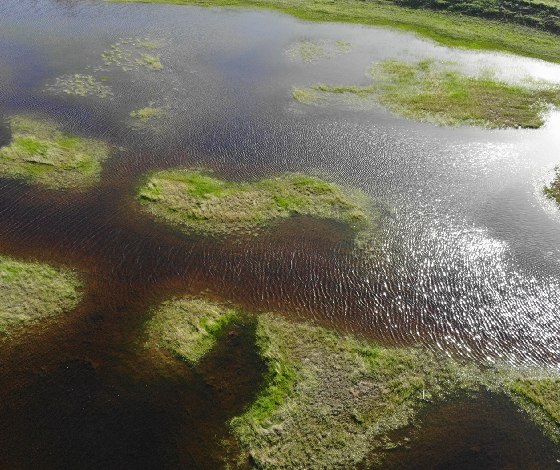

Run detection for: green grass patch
[[297, 59, 560, 128], [106, 0, 560, 64], [0, 255, 82, 333], [544, 167, 560, 205], [145, 297, 240, 365], [0, 115, 111, 190], [143, 295, 560, 468], [511, 378, 560, 427], [136, 168, 376, 238], [230, 313, 481, 469]]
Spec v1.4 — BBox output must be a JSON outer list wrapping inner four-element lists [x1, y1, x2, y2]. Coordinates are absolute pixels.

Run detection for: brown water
[[2, 0, 560, 467]]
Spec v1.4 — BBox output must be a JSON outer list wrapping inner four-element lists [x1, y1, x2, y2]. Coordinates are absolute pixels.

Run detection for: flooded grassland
[[2, 0, 560, 469]]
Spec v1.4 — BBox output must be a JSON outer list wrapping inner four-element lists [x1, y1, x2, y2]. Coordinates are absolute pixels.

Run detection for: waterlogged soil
[[2, 0, 560, 469]]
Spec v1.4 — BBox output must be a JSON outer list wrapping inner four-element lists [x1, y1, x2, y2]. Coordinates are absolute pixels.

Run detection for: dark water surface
[[2, 0, 560, 468]]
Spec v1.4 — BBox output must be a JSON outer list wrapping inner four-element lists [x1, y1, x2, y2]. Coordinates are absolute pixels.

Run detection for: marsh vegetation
[[295, 59, 560, 128], [107, 0, 560, 64], [0, 115, 110, 190], [0, 255, 82, 334], [286, 39, 354, 63], [144, 296, 560, 469], [544, 167, 560, 205], [136, 169, 377, 238]]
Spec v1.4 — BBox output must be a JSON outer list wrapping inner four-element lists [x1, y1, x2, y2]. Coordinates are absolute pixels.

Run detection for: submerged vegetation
[[295, 59, 560, 128], [0, 255, 82, 334], [286, 39, 354, 63], [145, 296, 560, 468], [544, 167, 560, 205], [107, 0, 560, 64], [47, 74, 114, 98], [0, 115, 110, 190], [136, 168, 376, 238], [101, 39, 164, 72]]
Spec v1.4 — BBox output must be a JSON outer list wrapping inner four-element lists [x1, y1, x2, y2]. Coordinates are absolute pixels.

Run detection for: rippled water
[[2, 0, 560, 467]]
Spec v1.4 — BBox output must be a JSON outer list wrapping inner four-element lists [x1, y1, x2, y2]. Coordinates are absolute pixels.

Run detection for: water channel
[[2, 0, 560, 468]]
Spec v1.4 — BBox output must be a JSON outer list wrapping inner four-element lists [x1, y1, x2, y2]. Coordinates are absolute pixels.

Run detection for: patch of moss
[[130, 106, 165, 122], [145, 297, 240, 365], [136, 168, 376, 238], [297, 59, 560, 128], [0, 255, 82, 333], [0, 116, 111, 190], [544, 167, 560, 205], [105, 0, 560, 65], [101, 40, 164, 72]]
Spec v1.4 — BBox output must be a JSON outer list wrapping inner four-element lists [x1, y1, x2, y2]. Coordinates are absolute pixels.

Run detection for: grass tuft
[[136, 168, 377, 238], [145, 297, 240, 365], [0, 255, 82, 333], [0, 115, 110, 190], [544, 166, 560, 205]]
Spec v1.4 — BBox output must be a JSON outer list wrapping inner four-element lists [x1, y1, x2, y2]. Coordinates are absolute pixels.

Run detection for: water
[[1, 0, 560, 467]]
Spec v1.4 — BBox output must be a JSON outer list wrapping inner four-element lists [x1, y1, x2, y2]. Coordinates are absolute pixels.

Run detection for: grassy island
[[0, 116, 110, 190], [107, 0, 560, 65], [544, 167, 560, 205], [294, 59, 560, 128], [146, 296, 560, 468], [136, 169, 375, 238], [0, 255, 82, 333]]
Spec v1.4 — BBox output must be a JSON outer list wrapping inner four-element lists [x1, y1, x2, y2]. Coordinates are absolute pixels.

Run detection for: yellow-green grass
[[511, 378, 560, 427], [136, 168, 375, 238], [144, 297, 481, 468], [0, 116, 110, 190], [145, 297, 241, 365], [296, 59, 560, 128], [106, 0, 560, 65], [0, 255, 82, 333], [544, 167, 560, 205]]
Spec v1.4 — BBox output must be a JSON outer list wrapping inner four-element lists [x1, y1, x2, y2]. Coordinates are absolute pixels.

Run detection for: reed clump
[[0, 115, 110, 190], [0, 255, 82, 333], [136, 169, 376, 238]]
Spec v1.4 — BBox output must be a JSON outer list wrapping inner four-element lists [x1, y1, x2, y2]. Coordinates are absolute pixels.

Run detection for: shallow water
[[2, 0, 560, 467]]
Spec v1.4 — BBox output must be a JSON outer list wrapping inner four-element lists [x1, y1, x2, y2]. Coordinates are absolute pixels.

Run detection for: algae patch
[[100, 39, 164, 72], [135, 169, 376, 238], [295, 59, 560, 128], [0, 115, 110, 190], [0, 255, 82, 333]]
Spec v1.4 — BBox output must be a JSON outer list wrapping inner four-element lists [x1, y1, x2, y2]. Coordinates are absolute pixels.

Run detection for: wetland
[[2, 0, 560, 468]]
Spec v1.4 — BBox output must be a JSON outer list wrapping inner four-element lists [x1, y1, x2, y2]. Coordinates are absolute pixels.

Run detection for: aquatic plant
[[286, 39, 354, 63], [295, 59, 560, 128], [47, 74, 113, 98], [0, 116, 111, 190], [136, 168, 376, 238], [0, 255, 82, 334], [101, 40, 164, 72]]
